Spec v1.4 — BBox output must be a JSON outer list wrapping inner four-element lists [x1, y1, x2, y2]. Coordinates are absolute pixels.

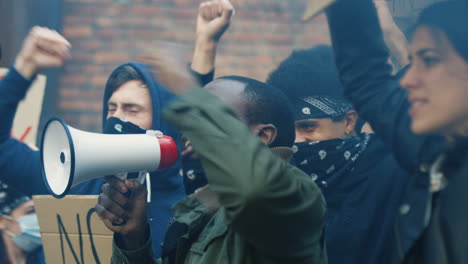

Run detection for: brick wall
[[58, 0, 330, 132]]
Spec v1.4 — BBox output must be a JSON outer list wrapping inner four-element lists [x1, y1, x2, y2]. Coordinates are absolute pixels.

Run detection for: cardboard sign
[[0, 68, 47, 146], [33, 195, 113, 264], [303, 0, 337, 21]]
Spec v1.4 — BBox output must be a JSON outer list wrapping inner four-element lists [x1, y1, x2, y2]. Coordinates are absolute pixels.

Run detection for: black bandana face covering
[[103, 117, 146, 135], [292, 134, 370, 186]]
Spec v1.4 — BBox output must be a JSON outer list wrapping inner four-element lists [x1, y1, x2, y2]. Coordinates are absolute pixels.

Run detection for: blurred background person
[[0, 182, 44, 264], [326, 0, 468, 263]]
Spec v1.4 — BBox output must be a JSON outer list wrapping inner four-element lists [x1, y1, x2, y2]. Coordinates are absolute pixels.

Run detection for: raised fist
[[196, 0, 234, 43], [14, 26, 71, 79]]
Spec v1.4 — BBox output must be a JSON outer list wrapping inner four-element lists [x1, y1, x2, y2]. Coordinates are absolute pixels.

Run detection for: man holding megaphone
[[0, 0, 241, 257], [0, 26, 188, 258]]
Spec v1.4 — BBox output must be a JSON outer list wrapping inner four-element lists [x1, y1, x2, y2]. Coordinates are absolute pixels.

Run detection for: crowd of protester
[[0, 0, 467, 263]]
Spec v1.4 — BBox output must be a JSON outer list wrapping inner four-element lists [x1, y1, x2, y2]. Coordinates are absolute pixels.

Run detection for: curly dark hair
[[267, 45, 345, 100]]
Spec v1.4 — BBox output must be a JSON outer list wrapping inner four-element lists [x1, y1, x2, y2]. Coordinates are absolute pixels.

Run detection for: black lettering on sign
[[87, 208, 101, 264], [57, 214, 84, 264], [55, 208, 103, 264]]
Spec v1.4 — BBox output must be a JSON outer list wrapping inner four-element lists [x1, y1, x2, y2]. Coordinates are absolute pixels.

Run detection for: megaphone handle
[[127, 171, 147, 183]]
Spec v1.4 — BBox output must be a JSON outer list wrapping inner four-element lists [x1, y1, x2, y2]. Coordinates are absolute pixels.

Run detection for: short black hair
[[106, 65, 144, 93], [218, 76, 295, 148]]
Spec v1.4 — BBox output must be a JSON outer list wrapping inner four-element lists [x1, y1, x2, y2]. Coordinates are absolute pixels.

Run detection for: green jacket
[[111, 88, 327, 264]]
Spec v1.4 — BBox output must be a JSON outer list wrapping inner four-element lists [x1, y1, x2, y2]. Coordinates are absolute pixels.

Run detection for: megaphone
[[40, 118, 178, 198]]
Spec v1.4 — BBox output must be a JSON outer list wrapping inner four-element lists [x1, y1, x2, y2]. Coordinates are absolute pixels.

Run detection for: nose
[[294, 132, 312, 143], [294, 137, 306, 143], [110, 107, 125, 120], [400, 65, 420, 91]]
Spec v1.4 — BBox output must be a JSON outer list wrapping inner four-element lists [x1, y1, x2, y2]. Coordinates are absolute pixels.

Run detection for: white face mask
[[4, 214, 42, 253]]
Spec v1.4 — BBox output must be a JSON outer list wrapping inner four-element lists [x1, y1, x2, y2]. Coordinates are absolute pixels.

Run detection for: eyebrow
[[107, 102, 144, 108], [123, 103, 143, 109], [417, 48, 440, 57], [409, 48, 440, 62]]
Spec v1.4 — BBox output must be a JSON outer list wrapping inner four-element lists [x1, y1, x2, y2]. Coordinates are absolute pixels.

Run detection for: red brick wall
[[58, 0, 330, 132]]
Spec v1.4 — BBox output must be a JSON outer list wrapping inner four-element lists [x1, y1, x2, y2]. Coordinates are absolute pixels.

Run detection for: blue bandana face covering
[[5, 214, 42, 253]]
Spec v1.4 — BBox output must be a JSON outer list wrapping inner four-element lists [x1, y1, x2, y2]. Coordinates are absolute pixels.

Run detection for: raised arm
[[0, 27, 70, 195], [374, 0, 409, 69], [190, 0, 234, 85], [326, 0, 443, 170]]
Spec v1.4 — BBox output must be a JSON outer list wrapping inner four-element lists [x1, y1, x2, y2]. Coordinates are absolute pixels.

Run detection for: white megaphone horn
[[40, 118, 178, 198]]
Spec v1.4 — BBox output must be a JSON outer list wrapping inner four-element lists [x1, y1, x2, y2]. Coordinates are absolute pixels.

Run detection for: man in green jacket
[[95, 49, 327, 264]]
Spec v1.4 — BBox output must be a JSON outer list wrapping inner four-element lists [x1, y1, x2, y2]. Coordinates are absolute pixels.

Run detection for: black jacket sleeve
[[189, 65, 214, 87], [0, 67, 48, 195]]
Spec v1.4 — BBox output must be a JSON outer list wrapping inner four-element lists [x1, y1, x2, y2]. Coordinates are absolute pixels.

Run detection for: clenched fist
[[14, 26, 71, 79], [196, 0, 234, 43]]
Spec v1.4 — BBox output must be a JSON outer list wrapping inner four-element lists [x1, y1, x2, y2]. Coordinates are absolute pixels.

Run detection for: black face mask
[[182, 155, 207, 195], [103, 117, 146, 135]]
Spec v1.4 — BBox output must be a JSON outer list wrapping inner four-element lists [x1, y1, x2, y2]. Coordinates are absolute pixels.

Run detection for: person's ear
[[344, 110, 358, 136], [252, 124, 277, 146]]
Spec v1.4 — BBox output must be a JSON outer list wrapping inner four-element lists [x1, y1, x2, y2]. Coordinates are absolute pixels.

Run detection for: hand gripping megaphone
[[40, 118, 178, 198]]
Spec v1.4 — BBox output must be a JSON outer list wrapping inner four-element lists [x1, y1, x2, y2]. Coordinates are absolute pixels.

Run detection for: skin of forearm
[[191, 37, 218, 74], [13, 57, 37, 80], [374, 0, 409, 67], [383, 29, 410, 67]]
